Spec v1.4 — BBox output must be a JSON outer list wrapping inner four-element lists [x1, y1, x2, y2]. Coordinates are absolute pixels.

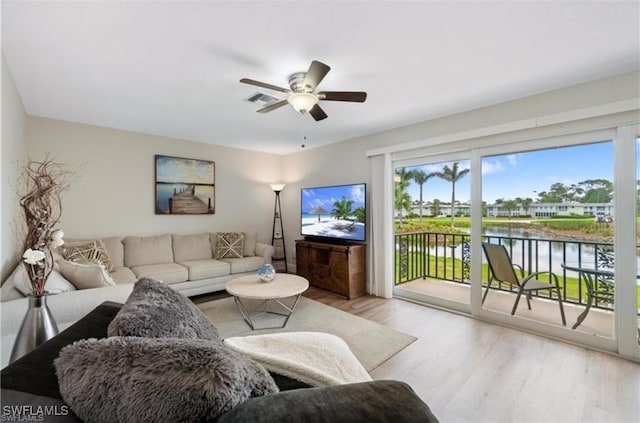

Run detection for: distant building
[[407, 201, 471, 217], [485, 202, 614, 218], [402, 201, 615, 219]]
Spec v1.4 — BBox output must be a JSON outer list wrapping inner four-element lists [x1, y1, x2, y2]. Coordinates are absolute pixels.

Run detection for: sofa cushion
[[8, 264, 76, 296], [61, 240, 113, 272], [123, 234, 173, 268], [54, 337, 279, 423], [100, 237, 125, 268], [213, 232, 245, 259], [179, 259, 230, 280], [57, 260, 116, 290], [215, 380, 439, 423], [107, 278, 220, 342], [221, 256, 265, 274], [130, 263, 188, 284], [172, 233, 212, 262], [244, 232, 258, 256], [109, 266, 138, 285], [0, 277, 24, 301]]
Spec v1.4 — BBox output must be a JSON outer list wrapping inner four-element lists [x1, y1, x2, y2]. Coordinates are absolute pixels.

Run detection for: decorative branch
[[19, 155, 74, 296]]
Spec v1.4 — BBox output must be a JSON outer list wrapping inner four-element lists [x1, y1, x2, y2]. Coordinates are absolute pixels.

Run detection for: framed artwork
[[155, 155, 215, 215]]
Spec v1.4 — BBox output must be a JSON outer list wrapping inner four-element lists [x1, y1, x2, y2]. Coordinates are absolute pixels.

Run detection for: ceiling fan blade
[[257, 99, 289, 113], [240, 78, 290, 94], [309, 104, 328, 121], [303, 60, 331, 91], [319, 91, 367, 102]]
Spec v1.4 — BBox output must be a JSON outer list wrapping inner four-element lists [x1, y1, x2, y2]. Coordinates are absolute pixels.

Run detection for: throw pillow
[[54, 336, 279, 423], [214, 232, 245, 259], [9, 264, 76, 296], [61, 240, 113, 272], [57, 260, 115, 290], [107, 277, 220, 342]]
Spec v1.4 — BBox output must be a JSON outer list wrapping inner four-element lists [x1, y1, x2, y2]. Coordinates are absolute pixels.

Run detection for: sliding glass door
[[388, 125, 640, 359], [393, 155, 472, 311], [480, 142, 615, 337]]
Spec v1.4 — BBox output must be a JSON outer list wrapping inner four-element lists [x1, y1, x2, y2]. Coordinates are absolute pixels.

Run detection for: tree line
[[396, 163, 620, 226], [530, 179, 613, 204], [395, 162, 469, 228]]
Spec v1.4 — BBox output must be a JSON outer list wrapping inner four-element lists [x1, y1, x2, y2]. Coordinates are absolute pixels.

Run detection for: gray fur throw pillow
[[107, 277, 220, 342], [54, 336, 279, 423]]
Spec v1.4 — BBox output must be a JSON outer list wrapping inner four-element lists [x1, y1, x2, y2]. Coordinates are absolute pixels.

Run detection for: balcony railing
[[395, 231, 622, 311]]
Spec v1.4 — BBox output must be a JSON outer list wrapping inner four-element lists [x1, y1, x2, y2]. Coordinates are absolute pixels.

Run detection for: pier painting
[[155, 155, 215, 214]]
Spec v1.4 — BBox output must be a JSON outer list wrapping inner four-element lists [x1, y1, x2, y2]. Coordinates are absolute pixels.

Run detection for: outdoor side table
[[561, 263, 614, 330]]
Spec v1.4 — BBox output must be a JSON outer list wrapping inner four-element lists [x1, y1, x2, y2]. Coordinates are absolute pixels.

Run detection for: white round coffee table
[[225, 273, 309, 330]]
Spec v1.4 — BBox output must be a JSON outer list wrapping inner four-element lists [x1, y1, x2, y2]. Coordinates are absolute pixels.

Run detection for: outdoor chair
[[482, 242, 566, 325]]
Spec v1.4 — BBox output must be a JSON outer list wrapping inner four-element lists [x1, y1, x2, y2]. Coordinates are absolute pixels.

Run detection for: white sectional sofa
[[1, 232, 274, 366]]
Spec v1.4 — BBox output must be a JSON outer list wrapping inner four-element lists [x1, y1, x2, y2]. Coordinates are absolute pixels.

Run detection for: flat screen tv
[[301, 183, 366, 242]]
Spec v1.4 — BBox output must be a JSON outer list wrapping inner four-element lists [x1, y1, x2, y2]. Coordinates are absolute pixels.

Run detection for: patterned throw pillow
[[61, 240, 113, 272], [215, 232, 245, 259]]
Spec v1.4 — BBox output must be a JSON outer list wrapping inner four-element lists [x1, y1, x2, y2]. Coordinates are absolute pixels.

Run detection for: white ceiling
[[2, 1, 639, 155]]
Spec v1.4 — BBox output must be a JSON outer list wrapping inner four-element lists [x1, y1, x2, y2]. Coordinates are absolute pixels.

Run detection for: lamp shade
[[287, 93, 318, 114], [269, 183, 286, 192]]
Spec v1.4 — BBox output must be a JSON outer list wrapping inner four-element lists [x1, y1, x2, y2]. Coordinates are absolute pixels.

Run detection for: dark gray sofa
[[1, 302, 438, 422]]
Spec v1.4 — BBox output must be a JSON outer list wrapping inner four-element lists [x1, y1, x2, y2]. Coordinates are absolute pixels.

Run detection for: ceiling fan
[[240, 60, 367, 121]]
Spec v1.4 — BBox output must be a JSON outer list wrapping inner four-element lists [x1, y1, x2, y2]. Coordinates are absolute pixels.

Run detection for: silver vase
[[9, 294, 59, 363]]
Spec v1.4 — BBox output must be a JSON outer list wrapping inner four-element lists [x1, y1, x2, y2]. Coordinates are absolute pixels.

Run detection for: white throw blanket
[[223, 331, 372, 387]]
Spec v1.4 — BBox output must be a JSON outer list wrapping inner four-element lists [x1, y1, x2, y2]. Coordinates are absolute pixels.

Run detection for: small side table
[[561, 263, 614, 329], [225, 273, 309, 330]]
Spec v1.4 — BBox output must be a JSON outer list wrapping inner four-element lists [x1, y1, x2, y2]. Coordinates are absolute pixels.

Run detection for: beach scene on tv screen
[[301, 184, 365, 241]]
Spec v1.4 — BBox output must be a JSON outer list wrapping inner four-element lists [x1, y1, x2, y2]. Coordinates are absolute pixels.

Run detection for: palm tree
[[409, 169, 434, 224], [394, 168, 412, 228], [502, 199, 518, 219], [354, 206, 366, 223], [433, 162, 470, 228], [430, 198, 442, 217], [332, 197, 354, 220], [519, 197, 533, 217]]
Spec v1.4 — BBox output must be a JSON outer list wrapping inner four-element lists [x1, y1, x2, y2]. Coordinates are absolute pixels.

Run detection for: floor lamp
[[270, 183, 288, 272]]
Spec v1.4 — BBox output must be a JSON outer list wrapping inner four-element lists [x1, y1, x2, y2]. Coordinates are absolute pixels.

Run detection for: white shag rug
[[224, 331, 372, 387]]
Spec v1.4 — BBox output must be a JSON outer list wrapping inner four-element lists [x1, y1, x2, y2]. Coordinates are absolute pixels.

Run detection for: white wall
[[23, 117, 283, 245], [1, 54, 27, 281], [361, 71, 640, 153], [280, 136, 371, 271]]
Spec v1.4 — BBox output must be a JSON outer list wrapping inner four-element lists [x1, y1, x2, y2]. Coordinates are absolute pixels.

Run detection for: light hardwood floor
[[303, 287, 640, 423]]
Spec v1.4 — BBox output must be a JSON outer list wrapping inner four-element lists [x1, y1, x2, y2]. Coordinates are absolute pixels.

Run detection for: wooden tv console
[[295, 239, 366, 299]]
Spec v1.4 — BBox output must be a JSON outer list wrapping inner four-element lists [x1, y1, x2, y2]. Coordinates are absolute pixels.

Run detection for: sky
[[301, 183, 366, 214], [400, 141, 628, 204], [156, 156, 215, 184]]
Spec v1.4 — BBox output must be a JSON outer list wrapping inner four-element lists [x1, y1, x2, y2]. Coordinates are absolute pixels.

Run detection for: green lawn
[[395, 215, 640, 239], [394, 216, 640, 306], [395, 251, 640, 306]]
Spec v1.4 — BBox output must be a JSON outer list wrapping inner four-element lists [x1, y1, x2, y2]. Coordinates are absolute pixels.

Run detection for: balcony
[[394, 231, 637, 338]]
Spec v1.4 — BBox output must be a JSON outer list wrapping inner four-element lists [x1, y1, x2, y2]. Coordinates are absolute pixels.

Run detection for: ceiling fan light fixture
[[287, 92, 318, 114]]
